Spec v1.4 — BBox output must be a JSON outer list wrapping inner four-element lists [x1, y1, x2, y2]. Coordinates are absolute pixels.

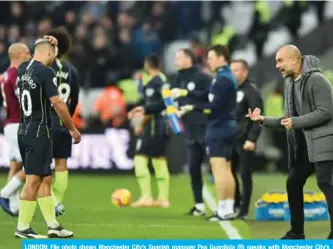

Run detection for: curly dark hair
[[46, 27, 71, 57]]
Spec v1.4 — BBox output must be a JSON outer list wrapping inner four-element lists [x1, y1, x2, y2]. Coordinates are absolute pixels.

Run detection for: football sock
[[53, 171, 68, 204], [38, 196, 59, 228], [217, 200, 226, 217], [17, 200, 37, 230], [134, 155, 151, 199], [152, 158, 170, 201], [225, 199, 235, 214], [51, 190, 59, 207], [1, 176, 23, 198], [9, 190, 20, 212]]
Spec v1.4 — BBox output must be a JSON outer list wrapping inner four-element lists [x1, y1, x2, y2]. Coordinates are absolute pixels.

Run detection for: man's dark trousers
[[187, 141, 206, 203], [288, 133, 333, 234], [232, 146, 254, 214]]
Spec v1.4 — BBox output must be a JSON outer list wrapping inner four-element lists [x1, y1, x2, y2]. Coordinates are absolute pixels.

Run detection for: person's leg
[[151, 134, 170, 208], [152, 156, 170, 207], [209, 157, 235, 219], [53, 159, 68, 204], [8, 167, 24, 214], [37, 137, 73, 238], [16, 175, 42, 235], [238, 149, 255, 216], [132, 154, 152, 206], [2, 123, 24, 213], [283, 150, 314, 239], [187, 142, 206, 215], [314, 161, 333, 238], [8, 161, 22, 182], [231, 148, 241, 212], [52, 131, 71, 209], [38, 176, 59, 228], [206, 137, 235, 221], [1, 169, 25, 202], [37, 174, 73, 238], [5, 124, 23, 182], [132, 136, 153, 207]]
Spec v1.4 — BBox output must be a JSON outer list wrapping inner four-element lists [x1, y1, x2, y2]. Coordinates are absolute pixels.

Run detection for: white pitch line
[[0, 220, 220, 231], [202, 185, 242, 240]]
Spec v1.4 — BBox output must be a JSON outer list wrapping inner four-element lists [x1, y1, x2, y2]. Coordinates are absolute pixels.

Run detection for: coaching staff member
[[230, 59, 263, 219], [173, 49, 211, 216], [248, 45, 333, 239]]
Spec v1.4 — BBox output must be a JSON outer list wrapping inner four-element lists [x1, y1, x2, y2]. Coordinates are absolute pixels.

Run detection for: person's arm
[[186, 88, 209, 102], [171, 74, 210, 102], [68, 66, 79, 116], [246, 85, 264, 142], [191, 77, 226, 117], [144, 80, 166, 115], [144, 99, 165, 115], [262, 117, 283, 128], [292, 73, 333, 129]]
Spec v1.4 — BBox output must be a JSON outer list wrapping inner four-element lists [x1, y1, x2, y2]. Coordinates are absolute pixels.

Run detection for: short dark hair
[[179, 48, 196, 65], [145, 53, 160, 69], [208, 45, 230, 63], [46, 27, 71, 57], [231, 59, 249, 70]]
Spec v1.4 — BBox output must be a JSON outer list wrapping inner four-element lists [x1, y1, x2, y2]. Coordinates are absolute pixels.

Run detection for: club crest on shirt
[[145, 88, 155, 97], [187, 82, 195, 91], [53, 77, 57, 87], [208, 93, 214, 102], [237, 91, 245, 103], [206, 146, 210, 156]]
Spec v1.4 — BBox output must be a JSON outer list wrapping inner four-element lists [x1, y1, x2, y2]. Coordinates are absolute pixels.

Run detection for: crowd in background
[[0, 1, 332, 173], [0, 1, 206, 89], [1, 1, 329, 88]]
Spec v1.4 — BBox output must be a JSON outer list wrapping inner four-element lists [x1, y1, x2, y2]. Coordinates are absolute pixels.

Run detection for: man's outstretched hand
[[246, 108, 264, 122]]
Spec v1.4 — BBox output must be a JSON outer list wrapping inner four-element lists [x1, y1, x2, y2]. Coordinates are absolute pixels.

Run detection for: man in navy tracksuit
[[172, 45, 237, 221]]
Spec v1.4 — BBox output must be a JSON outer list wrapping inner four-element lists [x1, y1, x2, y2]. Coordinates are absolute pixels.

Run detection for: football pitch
[[0, 172, 328, 248]]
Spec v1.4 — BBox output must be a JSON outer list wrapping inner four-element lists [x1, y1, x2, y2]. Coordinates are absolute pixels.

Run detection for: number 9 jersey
[[51, 59, 79, 133], [50, 59, 79, 159]]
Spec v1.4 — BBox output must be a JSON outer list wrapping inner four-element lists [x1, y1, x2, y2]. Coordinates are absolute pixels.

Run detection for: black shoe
[[327, 231, 333, 239], [235, 211, 248, 220], [281, 231, 305, 239], [15, 228, 47, 239], [207, 212, 235, 222], [187, 206, 206, 216], [48, 225, 73, 238]]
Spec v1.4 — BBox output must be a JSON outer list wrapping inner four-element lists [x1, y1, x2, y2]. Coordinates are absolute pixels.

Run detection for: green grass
[[0, 172, 328, 248]]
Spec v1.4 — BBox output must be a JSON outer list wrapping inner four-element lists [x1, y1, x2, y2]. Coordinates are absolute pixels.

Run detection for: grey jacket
[[263, 55, 333, 165]]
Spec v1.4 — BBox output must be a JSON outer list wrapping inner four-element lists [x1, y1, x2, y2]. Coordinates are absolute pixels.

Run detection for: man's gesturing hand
[[70, 128, 81, 144], [281, 118, 292, 129], [246, 108, 264, 122]]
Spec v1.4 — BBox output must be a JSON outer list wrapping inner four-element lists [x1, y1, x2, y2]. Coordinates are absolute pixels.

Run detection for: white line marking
[[203, 185, 243, 240], [0, 220, 220, 231]]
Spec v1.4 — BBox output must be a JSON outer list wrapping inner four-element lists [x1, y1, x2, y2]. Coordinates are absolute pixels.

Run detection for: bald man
[[247, 45, 333, 239], [14, 38, 80, 239], [0, 43, 31, 215]]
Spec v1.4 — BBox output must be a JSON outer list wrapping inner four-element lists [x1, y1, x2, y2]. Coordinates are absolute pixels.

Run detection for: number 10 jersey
[[17, 60, 59, 138]]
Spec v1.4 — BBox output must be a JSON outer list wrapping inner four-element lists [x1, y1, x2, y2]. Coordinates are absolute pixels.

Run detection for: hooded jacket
[[263, 55, 333, 165]]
